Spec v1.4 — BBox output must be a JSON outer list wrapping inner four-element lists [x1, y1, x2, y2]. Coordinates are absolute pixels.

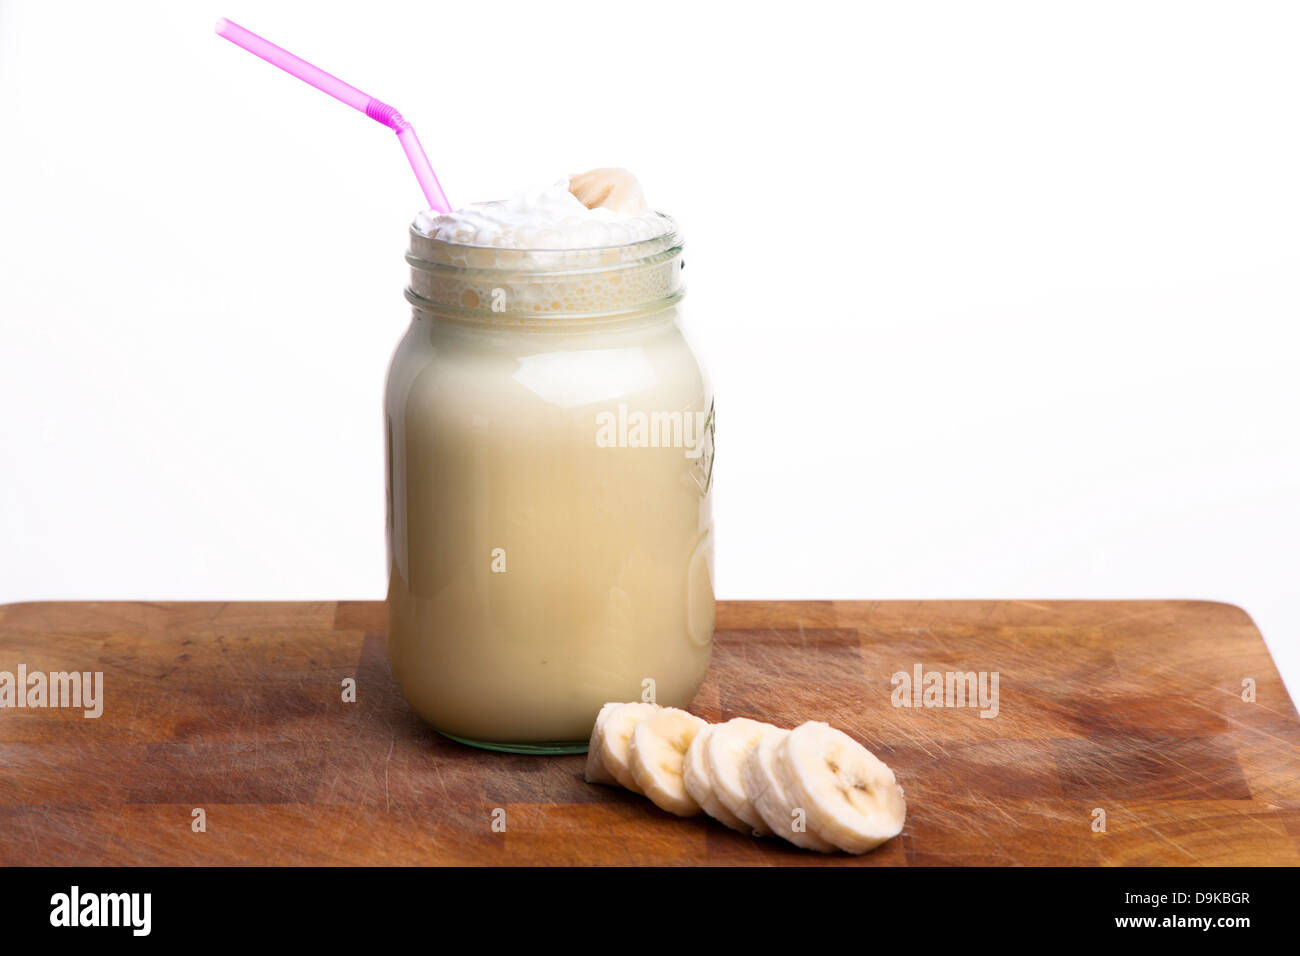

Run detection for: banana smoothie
[[385, 170, 715, 752]]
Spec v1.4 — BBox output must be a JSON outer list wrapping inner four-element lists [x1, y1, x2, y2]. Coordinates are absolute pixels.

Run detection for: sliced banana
[[742, 726, 837, 852], [682, 725, 750, 833], [706, 717, 779, 836], [589, 701, 660, 793], [774, 721, 906, 854], [584, 702, 621, 785], [568, 167, 648, 215], [628, 708, 708, 816]]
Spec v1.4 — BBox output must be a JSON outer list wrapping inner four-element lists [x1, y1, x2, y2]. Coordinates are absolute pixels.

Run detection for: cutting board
[[1, 600, 1297, 866]]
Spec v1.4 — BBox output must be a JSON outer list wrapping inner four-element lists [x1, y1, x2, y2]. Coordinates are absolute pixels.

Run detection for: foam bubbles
[[414, 179, 671, 250]]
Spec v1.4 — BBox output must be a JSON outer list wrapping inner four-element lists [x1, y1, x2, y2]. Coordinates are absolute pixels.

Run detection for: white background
[[1, 1, 1297, 696]]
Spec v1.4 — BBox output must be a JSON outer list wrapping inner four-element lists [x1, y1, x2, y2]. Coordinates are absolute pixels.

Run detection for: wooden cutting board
[[1, 600, 1297, 866]]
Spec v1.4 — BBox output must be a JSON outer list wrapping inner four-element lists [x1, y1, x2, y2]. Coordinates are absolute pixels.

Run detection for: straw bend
[[215, 16, 452, 212], [364, 99, 407, 131]]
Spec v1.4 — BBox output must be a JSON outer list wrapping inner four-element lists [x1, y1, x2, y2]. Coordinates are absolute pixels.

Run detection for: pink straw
[[215, 17, 451, 213]]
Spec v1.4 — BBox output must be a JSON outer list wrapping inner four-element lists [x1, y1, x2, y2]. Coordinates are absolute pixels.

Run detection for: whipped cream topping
[[414, 178, 671, 250]]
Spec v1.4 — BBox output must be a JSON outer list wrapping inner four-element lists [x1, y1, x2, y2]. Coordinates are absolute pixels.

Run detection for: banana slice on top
[[568, 167, 648, 215], [628, 708, 708, 816], [706, 717, 779, 836], [774, 721, 906, 854], [682, 725, 750, 833], [587, 701, 660, 793], [742, 725, 837, 853]]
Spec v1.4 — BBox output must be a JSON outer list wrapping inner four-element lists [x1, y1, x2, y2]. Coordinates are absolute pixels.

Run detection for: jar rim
[[405, 213, 685, 324], [408, 213, 681, 272]]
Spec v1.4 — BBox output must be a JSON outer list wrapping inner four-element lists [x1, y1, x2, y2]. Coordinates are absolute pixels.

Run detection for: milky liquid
[[385, 197, 714, 747]]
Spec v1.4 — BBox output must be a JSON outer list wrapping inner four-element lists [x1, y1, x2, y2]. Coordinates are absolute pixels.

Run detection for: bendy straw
[[215, 17, 451, 213]]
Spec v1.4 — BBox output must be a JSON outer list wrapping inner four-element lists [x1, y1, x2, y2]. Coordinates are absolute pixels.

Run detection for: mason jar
[[384, 218, 715, 753]]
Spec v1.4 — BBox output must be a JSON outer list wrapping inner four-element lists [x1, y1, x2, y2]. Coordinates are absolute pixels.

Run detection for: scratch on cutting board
[[383, 735, 395, 813], [1100, 604, 1165, 631], [1206, 685, 1298, 729], [1139, 673, 1297, 749], [1143, 823, 1196, 862], [898, 727, 951, 764], [1013, 600, 1052, 612], [1147, 746, 1234, 800]]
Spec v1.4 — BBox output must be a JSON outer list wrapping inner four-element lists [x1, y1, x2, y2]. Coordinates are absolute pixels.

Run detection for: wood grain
[[0, 600, 1296, 865]]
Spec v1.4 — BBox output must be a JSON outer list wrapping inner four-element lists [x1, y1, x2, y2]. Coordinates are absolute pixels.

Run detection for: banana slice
[[628, 708, 708, 816], [568, 167, 648, 215], [706, 718, 779, 836], [589, 701, 660, 793], [742, 726, 837, 852], [584, 702, 621, 785], [774, 721, 906, 854], [682, 725, 750, 833]]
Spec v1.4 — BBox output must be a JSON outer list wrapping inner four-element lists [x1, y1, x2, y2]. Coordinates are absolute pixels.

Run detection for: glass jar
[[384, 219, 715, 753]]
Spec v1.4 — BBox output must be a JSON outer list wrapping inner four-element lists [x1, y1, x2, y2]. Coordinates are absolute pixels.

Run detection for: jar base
[[438, 731, 588, 755]]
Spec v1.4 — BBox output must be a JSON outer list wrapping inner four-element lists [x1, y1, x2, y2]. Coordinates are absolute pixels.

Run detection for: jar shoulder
[[385, 314, 710, 417]]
